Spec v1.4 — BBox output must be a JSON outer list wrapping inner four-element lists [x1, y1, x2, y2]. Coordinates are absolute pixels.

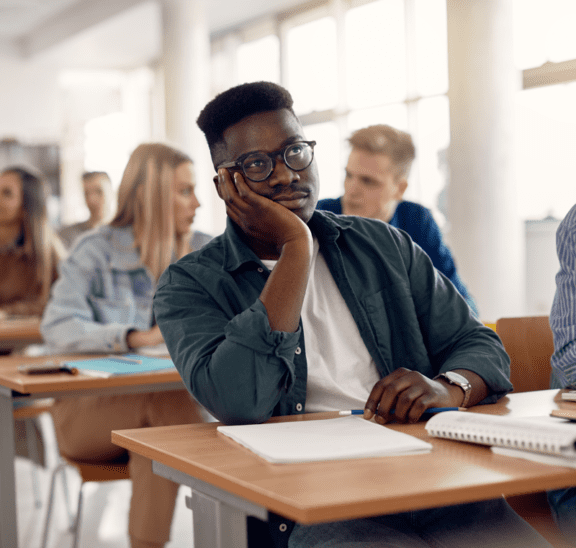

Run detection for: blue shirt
[[154, 210, 511, 427], [316, 197, 477, 315], [550, 204, 576, 388]]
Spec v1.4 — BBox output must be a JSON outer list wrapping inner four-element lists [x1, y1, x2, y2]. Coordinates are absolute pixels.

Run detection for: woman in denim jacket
[[41, 143, 212, 548]]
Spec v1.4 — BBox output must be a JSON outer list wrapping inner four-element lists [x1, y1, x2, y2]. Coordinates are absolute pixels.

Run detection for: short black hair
[[197, 81, 295, 160]]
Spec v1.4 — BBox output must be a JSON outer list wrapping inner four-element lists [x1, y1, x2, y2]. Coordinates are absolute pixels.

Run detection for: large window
[[211, 0, 449, 218], [514, 0, 576, 220]]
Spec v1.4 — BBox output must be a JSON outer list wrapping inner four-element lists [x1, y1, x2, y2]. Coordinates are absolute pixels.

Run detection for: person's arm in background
[[550, 205, 576, 388], [41, 234, 161, 353], [393, 202, 478, 316]]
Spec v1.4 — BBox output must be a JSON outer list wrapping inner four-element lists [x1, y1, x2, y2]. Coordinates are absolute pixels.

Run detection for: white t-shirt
[[261, 238, 381, 413]]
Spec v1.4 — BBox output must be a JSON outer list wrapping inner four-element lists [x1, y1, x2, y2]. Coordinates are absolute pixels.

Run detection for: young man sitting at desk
[[153, 81, 553, 548]]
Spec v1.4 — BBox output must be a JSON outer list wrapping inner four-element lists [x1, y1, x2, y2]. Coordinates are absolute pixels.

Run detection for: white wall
[[525, 219, 561, 315], [0, 51, 61, 143]]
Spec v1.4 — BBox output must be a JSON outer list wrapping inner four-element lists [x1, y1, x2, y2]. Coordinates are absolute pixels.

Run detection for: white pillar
[[159, 0, 221, 235], [446, 0, 523, 322]]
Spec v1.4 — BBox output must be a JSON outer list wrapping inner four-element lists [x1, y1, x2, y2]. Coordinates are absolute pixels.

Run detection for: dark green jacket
[[154, 210, 511, 425], [154, 210, 512, 548]]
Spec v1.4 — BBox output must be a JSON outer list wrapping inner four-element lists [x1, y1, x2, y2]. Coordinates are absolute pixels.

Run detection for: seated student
[[0, 166, 64, 318], [153, 82, 552, 548], [59, 170, 113, 249], [317, 124, 477, 315], [0, 166, 65, 465], [41, 143, 212, 548], [547, 203, 576, 543]]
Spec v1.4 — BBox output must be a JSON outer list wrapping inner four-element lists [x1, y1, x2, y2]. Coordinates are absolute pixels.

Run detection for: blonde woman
[[0, 166, 64, 318], [41, 143, 211, 548]]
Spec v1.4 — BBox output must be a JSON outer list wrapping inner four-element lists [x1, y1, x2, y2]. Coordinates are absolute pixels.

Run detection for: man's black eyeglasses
[[218, 140, 316, 182]]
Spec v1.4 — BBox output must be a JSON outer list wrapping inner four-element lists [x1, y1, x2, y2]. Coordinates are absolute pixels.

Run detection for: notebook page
[[492, 446, 576, 467], [217, 415, 432, 464]]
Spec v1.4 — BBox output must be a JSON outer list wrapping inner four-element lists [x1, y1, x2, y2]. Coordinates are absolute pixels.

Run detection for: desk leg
[[0, 388, 18, 548], [153, 461, 268, 548], [188, 490, 249, 548]]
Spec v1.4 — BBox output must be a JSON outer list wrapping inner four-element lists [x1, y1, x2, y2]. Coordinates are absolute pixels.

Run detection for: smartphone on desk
[[18, 362, 78, 375]]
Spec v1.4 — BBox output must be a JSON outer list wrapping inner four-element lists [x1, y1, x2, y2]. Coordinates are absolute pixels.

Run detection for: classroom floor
[[15, 413, 194, 548]]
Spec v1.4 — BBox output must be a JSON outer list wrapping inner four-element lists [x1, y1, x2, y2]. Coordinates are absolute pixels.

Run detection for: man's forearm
[[260, 235, 313, 333]]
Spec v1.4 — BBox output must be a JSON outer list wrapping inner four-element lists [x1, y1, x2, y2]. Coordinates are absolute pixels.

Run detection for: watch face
[[445, 372, 469, 386]]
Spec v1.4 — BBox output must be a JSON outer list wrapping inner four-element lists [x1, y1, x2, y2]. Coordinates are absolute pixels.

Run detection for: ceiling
[[0, 0, 308, 68]]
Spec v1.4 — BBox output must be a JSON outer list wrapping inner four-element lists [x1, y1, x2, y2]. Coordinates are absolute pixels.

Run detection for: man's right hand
[[216, 168, 313, 333], [216, 168, 311, 256]]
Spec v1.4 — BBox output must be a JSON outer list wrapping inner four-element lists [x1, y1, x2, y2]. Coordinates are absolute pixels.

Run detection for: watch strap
[[434, 372, 472, 407]]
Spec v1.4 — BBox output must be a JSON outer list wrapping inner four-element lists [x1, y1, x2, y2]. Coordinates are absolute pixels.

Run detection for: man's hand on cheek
[[217, 168, 310, 255]]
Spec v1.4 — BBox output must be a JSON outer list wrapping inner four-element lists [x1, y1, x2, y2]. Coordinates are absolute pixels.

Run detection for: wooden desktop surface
[[112, 389, 576, 525], [0, 353, 182, 395], [0, 351, 186, 548]]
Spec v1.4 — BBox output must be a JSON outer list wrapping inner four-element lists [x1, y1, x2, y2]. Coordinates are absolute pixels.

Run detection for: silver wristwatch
[[434, 371, 472, 407]]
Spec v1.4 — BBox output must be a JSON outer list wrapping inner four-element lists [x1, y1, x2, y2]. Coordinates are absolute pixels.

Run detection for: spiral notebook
[[425, 411, 576, 459], [217, 415, 432, 464]]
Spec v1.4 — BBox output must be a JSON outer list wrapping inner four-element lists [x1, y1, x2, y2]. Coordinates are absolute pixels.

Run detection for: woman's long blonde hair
[[110, 143, 193, 280], [2, 167, 65, 304]]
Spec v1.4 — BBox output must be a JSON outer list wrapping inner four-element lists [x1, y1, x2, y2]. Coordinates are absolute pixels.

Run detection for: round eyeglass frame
[[217, 140, 316, 182]]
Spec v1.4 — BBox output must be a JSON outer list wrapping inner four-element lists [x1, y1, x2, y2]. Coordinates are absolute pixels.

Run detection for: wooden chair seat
[[12, 398, 55, 419], [60, 453, 130, 482]]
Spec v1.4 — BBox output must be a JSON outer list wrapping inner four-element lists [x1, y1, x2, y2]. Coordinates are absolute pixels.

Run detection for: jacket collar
[[220, 210, 354, 273]]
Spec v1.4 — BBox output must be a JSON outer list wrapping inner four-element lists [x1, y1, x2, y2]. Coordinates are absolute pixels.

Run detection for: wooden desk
[[0, 353, 185, 548], [112, 390, 576, 548], [0, 316, 42, 352]]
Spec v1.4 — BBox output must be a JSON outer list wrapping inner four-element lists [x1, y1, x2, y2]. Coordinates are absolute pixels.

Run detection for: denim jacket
[[41, 225, 212, 353]]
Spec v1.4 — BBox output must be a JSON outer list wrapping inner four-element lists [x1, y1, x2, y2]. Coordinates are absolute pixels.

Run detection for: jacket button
[[296, 403, 303, 412], [295, 347, 301, 355], [257, 267, 264, 273], [279, 523, 288, 532]]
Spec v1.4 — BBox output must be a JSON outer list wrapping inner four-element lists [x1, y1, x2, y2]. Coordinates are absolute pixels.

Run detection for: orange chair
[[495, 315, 554, 393]]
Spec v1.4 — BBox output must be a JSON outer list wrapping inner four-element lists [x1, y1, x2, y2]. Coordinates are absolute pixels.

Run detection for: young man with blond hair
[[317, 124, 477, 314]]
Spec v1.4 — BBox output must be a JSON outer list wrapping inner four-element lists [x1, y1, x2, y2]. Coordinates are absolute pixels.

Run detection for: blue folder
[[64, 354, 175, 377]]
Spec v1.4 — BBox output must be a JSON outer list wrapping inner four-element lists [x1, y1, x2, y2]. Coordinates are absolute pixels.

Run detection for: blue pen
[[338, 407, 465, 416]]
